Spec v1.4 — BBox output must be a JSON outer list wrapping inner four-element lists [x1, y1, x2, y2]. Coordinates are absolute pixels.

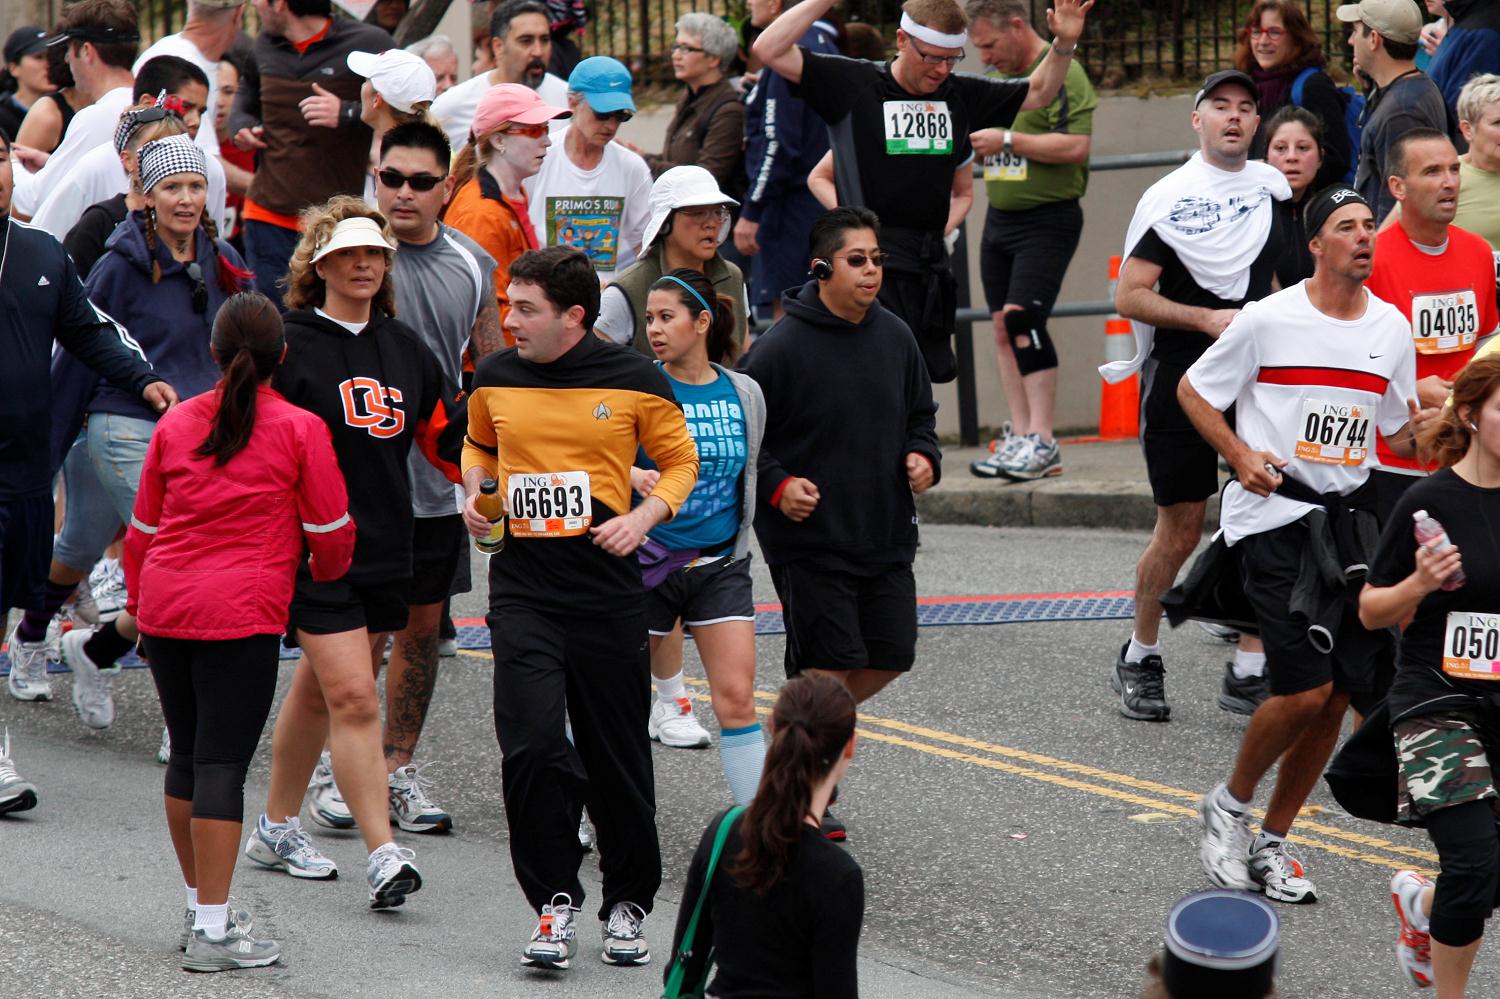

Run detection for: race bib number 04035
[[1443, 611, 1500, 680], [507, 471, 591, 538], [1411, 289, 1479, 354], [1294, 399, 1371, 466], [883, 100, 952, 155]]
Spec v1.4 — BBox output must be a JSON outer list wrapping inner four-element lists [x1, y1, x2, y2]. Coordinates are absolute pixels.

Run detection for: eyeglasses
[[836, 251, 886, 269], [377, 168, 447, 192], [185, 261, 207, 314], [907, 36, 965, 67], [671, 42, 706, 55], [676, 204, 730, 224], [503, 122, 550, 139], [1249, 26, 1286, 40], [595, 109, 634, 123]]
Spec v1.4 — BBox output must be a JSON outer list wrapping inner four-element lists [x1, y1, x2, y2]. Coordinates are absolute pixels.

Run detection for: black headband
[[1304, 186, 1371, 238]]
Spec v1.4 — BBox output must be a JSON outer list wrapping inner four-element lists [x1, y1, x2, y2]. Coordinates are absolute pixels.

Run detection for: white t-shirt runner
[[1185, 281, 1416, 545], [522, 129, 652, 282]]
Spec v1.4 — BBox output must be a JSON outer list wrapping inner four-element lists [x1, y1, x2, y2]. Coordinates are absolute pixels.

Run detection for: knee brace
[[189, 760, 251, 822], [1004, 307, 1059, 376], [1426, 800, 1500, 946]]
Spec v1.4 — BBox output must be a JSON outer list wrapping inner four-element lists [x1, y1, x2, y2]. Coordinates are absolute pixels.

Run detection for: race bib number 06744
[[507, 471, 591, 538], [1294, 398, 1371, 466], [883, 100, 952, 155]]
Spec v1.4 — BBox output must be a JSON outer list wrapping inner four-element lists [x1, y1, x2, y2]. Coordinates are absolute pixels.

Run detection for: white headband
[[900, 11, 968, 49]]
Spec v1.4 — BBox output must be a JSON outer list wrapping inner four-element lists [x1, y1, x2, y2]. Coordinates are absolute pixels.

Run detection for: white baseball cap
[[311, 216, 398, 263], [347, 49, 437, 115]]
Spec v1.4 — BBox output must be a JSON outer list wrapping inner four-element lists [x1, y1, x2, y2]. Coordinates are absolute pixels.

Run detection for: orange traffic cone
[[1099, 255, 1139, 439]]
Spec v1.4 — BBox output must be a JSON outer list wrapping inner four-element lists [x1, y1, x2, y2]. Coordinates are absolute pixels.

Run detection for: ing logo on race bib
[[339, 376, 405, 438]]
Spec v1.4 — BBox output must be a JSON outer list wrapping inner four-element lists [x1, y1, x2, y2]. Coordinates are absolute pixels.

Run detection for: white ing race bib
[[506, 471, 591, 538], [883, 100, 953, 155], [1294, 398, 1371, 466], [983, 151, 1028, 182], [1442, 611, 1500, 680], [1411, 289, 1479, 354]]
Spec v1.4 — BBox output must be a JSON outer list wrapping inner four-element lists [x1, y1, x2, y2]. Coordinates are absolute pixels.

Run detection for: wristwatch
[[1002, 130, 1014, 156]]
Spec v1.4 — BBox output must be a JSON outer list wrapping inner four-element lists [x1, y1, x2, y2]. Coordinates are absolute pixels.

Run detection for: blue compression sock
[[719, 723, 766, 805]]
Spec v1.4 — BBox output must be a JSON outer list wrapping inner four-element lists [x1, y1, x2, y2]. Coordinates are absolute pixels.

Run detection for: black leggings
[[1427, 798, 1500, 947], [145, 634, 280, 821]]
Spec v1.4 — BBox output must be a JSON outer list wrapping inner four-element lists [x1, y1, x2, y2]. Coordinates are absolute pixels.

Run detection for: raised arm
[[1020, 0, 1094, 111], [750, 0, 836, 84]]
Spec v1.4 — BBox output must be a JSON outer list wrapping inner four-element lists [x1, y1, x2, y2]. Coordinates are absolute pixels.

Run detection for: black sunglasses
[[596, 109, 634, 123], [185, 261, 207, 314], [837, 251, 886, 268], [377, 168, 446, 192]]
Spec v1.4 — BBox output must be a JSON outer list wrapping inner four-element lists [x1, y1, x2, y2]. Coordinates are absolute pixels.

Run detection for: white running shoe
[[66, 584, 100, 628], [1198, 785, 1255, 890], [388, 763, 453, 834], [244, 816, 339, 879], [1391, 869, 1435, 988], [307, 751, 355, 830], [522, 892, 580, 969], [62, 628, 117, 729], [157, 727, 171, 765], [5, 621, 52, 702], [601, 901, 650, 966], [367, 842, 422, 909], [0, 729, 39, 815], [969, 423, 1030, 479], [578, 814, 595, 852], [1248, 838, 1318, 904], [42, 616, 63, 665], [89, 558, 128, 620], [648, 696, 711, 749]]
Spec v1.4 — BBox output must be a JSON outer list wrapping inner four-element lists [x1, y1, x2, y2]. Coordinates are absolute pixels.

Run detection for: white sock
[[1232, 649, 1267, 679], [1215, 783, 1248, 815], [259, 813, 290, 832], [193, 902, 229, 941], [1406, 882, 1432, 933], [1125, 636, 1160, 664], [1252, 828, 1285, 853], [655, 670, 687, 705], [184, 885, 198, 913]]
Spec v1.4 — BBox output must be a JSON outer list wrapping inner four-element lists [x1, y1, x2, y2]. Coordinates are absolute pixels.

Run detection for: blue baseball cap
[[568, 56, 636, 115]]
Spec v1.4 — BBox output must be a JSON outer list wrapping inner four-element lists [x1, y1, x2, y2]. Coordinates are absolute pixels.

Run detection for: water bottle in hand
[[1413, 509, 1465, 591]]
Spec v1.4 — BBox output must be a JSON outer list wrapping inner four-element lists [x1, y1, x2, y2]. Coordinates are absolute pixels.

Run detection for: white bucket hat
[[347, 49, 437, 115], [311, 216, 398, 263], [641, 165, 739, 251]]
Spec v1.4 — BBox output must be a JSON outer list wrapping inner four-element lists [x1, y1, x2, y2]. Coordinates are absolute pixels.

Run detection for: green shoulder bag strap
[[662, 804, 747, 999]]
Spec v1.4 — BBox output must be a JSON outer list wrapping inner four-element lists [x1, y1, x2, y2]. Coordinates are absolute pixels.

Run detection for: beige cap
[[1335, 0, 1423, 45]]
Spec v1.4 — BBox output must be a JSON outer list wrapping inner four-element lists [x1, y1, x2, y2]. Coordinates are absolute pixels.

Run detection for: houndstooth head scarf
[[137, 134, 207, 194]]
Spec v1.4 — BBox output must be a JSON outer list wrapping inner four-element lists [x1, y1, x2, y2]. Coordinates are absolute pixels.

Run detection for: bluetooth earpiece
[[811, 258, 833, 281]]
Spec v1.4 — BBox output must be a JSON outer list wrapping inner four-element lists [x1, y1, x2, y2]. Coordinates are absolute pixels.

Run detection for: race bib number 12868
[[507, 471, 591, 538], [883, 100, 953, 155]]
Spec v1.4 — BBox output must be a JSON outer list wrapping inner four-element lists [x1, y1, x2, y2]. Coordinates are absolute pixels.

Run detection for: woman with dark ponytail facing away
[[124, 291, 356, 972], [666, 673, 864, 997]]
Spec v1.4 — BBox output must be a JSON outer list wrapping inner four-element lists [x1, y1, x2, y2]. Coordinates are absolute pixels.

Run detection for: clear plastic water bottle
[[1413, 509, 1465, 591]]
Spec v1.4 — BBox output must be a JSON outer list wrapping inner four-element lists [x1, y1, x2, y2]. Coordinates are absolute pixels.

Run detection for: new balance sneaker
[[5, 621, 52, 702], [1248, 838, 1318, 904], [157, 727, 171, 765], [648, 696, 711, 749], [522, 893, 580, 969], [578, 815, 595, 852], [601, 901, 650, 966], [0, 729, 38, 815], [999, 436, 1062, 481], [367, 842, 422, 909], [62, 628, 118, 729], [181, 912, 281, 973], [1111, 642, 1170, 722], [179, 900, 255, 951], [308, 751, 355, 830], [244, 816, 339, 879], [970, 423, 1030, 479], [1391, 869, 1435, 989], [89, 558, 127, 620], [388, 764, 453, 834], [1218, 663, 1271, 717], [1197, 785, 1255, 890]]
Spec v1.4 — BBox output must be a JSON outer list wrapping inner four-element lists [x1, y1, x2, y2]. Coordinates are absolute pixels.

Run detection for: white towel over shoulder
[[1100, 153, 1291, 384]]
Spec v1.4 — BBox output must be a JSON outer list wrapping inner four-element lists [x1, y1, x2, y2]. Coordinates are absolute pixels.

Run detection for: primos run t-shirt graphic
[[339, 376, 405, 438], [547, 196, 624, 272]]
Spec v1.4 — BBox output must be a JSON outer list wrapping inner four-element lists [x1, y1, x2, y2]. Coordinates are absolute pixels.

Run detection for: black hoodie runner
[[741, 280, 941, 566], [272, 309, 457, 585]]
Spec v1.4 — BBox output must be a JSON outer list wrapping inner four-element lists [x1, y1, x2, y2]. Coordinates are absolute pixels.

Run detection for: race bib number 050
[[507, 471, 591, 538], [1443, 611, 1500, 680], [884, 100, 952, 155], [1411, 289, 1479, 354], [983, 151, 1028, 182], [1294, 399, 1371, 466]]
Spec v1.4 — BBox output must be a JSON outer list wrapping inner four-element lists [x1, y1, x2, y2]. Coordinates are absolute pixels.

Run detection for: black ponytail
[[194, 292, 284, 466], [651, 268, 740, 365], [730, 673, 856, 894]]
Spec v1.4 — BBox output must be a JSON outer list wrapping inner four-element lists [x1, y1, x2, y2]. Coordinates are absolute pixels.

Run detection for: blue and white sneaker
[[308, 751, 355, 830], [522, 893, 579, 969], [388, 763, 452, 834], [244, 815, 339, 880]]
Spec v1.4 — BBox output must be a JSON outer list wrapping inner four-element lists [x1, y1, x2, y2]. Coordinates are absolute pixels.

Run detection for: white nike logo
[[37, 276, 49, 286]]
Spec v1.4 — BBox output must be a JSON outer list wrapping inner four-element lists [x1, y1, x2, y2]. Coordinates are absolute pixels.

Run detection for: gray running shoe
[[367, 842, 422, 909], [1111, 642, 1170, 722], [307, 751, 355, 830], [244, 816, 339, 879], [5, 622, 52, 702], [179, 900, 255, 951], [970, 424, 1029, 479], [389, 763, 453, 834], [1198, 785, 1255, 891], [522, 893, 579, 969], [0, 729, 38, 815], [578, 814, 594, 852], [1000, 437, 1062, 481], [1218, 662, 1271, 716], [1248, 838, 1318, 904], [182, 919, 281, 972], [601, 901, 650, 966]]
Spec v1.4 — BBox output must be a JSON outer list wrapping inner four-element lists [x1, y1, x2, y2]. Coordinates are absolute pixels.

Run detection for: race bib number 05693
[[507, 471, 591, 538], [1443, 611, 1500, 680], [883, 100, 952, 155], [1294, 399, 1370, 466], [1411, 289, 1479, 354]]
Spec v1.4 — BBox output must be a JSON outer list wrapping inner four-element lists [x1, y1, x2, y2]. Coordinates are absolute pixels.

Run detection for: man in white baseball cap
[[348, 49, 438, 205]]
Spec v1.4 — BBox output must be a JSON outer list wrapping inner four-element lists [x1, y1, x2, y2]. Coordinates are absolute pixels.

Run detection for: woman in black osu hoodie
[[249, 198, 458, 911]]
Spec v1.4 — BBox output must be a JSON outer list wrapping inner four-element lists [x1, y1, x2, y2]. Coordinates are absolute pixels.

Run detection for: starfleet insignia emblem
[[37, 276, 49, 286], [593, 402, 612, 420]]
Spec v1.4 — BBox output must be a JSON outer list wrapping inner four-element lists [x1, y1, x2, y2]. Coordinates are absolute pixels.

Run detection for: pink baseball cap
[[471, 83, 570, 139]]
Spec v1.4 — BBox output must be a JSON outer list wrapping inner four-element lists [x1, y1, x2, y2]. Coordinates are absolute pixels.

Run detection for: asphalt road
[[1, 524, 1487, 998]]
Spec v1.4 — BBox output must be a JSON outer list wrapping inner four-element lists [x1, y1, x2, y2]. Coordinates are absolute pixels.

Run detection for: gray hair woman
[[618, 12, 745, 199], [1455, 73, 1500, 249]]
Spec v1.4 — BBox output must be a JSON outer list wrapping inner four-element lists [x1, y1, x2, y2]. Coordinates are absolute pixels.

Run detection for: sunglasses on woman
[[504, 123, 550, 139], [185, 261, 207, 314], [376, 168, 446, 192]]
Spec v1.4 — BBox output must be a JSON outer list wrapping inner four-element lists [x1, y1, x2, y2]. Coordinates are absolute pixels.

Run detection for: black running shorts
[[643, 556, 755, 636], [287, 574, 410, 639], [406, 514, 467, 607], [978, 200, 1083, 316], [769, 559, 917, 675], [1140, 357, 1222, 507]]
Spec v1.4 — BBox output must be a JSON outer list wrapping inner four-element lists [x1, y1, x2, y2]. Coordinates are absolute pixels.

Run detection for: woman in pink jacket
[[124, 291, 355, 973]]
